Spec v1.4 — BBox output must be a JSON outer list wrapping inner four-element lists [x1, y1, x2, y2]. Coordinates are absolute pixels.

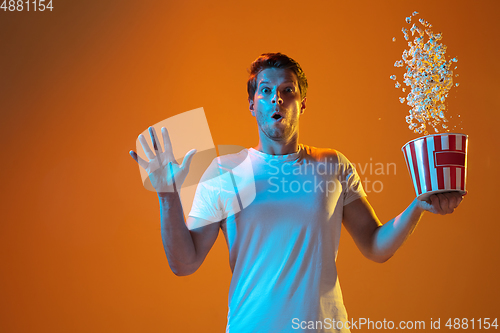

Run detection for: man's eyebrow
[[257, 81, 296, 86]]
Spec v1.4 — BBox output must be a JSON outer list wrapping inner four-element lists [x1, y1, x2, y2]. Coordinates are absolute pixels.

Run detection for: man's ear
[[300, 97, 307, 115], [249, 99, 255, 117]]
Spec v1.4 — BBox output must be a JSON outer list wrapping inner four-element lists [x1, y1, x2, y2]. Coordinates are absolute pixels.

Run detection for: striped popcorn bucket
[[402, 133, 468, 201]]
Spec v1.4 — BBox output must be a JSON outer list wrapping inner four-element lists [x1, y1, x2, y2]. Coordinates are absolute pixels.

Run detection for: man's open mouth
[[271, 112, 283, 121]]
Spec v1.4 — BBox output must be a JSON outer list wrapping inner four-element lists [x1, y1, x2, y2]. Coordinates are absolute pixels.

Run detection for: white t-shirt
[[188, 144, 366, 333]]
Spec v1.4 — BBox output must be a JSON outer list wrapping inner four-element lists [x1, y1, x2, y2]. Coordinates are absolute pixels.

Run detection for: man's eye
[[262, 88, 270, 93], [285, 87, 294, 93]]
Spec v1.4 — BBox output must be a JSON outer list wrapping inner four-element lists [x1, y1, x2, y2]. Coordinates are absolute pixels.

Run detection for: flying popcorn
[[392, 12, 459, 134]]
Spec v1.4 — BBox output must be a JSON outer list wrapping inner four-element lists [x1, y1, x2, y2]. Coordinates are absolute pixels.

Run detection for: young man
[[130, 53, 464, 332]]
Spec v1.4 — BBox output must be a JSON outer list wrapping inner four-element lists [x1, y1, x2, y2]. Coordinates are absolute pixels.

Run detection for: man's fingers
[[149, 127, 163, 167], [181, 149, 197, 171], [443, 192, 457, 211], [428, 194, 437, 207], [129, 150, 149, 169], [424, 191, 466, 215], [438, 194, 450, 214], [139, 134, 156, 160], [430, 194, 446, 215], [149, 127, 162, 154], [161, 127, 175, 160], [428, 194, 440, 214], [448, 192, 463, 210]]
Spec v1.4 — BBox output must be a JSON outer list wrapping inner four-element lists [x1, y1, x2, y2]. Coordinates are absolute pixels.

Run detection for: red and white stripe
[[402, 133, 468, 199]]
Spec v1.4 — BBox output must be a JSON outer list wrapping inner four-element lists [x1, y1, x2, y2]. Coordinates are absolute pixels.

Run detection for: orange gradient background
[[1, 1, 499, 332]]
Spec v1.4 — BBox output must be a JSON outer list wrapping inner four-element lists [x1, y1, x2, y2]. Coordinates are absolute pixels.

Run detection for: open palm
[[130, 126, 196, 194]]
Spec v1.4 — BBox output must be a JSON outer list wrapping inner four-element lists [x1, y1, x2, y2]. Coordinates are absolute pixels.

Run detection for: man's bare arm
[[342, 193, 464, 263], [130, 126, 220, 276], [158, 193, 220, 276]]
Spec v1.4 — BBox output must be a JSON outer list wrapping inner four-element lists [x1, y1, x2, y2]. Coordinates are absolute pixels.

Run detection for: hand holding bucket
[[402, 133, 468, 201]]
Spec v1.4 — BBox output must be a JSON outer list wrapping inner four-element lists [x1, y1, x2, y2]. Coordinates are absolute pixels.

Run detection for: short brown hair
[[247, 53, 308, 102]]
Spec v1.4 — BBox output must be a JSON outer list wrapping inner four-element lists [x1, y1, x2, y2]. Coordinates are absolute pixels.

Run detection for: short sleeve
[[188, 159, 224, 228], [337, 152, 367, 206]]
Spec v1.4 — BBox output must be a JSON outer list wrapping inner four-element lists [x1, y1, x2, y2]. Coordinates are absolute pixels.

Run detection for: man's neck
[[254, 137, 300, 155]]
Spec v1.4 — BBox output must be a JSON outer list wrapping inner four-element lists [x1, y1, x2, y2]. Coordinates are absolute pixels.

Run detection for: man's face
[[249, 68, 306, 142]]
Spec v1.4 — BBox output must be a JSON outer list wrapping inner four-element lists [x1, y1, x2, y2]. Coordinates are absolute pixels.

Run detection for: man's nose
[[271, 91, 283, 104]]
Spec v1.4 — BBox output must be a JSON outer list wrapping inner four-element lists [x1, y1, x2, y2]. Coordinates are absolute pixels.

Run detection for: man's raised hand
[[129, 126, 196, 194]]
